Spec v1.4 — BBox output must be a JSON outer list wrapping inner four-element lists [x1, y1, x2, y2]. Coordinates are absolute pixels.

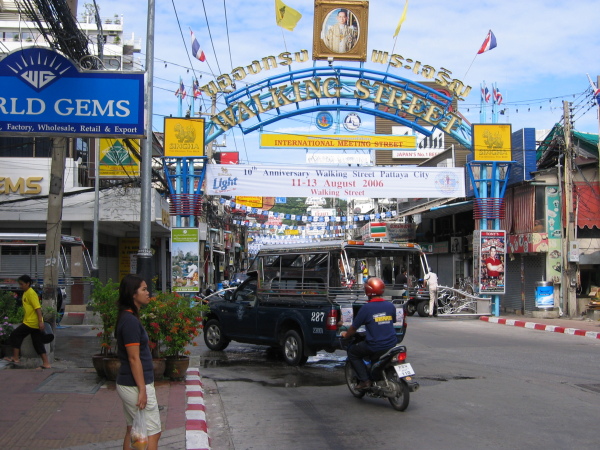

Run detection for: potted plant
[[87, 278, 119, 378], [158, 291, 206, 380], [0, 290, 19, 357]]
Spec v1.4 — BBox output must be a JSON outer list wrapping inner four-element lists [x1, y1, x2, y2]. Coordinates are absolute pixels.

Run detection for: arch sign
[[201, 0, 473, 149]]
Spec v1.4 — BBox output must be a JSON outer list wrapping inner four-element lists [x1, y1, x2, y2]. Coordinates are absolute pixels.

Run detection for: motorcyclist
[[340, 277, 398, 390]]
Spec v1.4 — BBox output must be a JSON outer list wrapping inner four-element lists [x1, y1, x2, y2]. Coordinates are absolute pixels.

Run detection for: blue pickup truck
[[203, 240, 427, 365]]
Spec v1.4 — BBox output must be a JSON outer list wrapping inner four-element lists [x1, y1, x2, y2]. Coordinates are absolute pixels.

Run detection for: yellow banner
[[164, 118, 205, 157], [260, 133, 416, 149], [235, 196, 263, 208], [284, 229, 300, 235], [473, 124, 512, 161], [99, 139, 140, 177]]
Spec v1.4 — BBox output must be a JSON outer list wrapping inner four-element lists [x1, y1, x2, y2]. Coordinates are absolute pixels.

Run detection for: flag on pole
[[481, 86, 490, 103], [190, 30, 206, 62], [175, 80, 186, 99], [275, 0, 302, 31], [493, 86, 503, 104], [393, 0, 409, 38], [586, 74, 600, 106], [193, 79, 201, 98], [477, 30, 497, 54]]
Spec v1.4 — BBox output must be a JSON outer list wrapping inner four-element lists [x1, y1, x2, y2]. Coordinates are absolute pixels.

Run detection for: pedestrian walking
[[115, 274, 161, 450], [3, 274, 51, 369], [424, 269, 438, 317]]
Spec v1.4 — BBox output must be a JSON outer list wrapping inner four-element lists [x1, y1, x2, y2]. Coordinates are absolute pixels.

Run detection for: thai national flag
[[477, 30, 497, 54], [481, 86, 490, 103], [493, 87, 503, 104], [190, 30, 206, 62], [175, 80, 186, 99], [193, 79, 201, 98]]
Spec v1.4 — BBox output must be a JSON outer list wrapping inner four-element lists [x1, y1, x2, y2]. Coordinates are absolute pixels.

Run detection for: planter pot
[[92, 354, 107, 378], [103, 357, 121, 381], [152, 358, 166, 381], [164, 356, 190, 381]]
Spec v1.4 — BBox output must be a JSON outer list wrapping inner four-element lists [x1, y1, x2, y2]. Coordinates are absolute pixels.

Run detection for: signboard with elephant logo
[[163, 117, 205, 157]]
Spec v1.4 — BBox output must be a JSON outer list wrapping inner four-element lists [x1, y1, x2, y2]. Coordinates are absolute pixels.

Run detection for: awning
[[422, 200, 474, 219], [396, 198, 458, 218], [575, 182, 600, 228]]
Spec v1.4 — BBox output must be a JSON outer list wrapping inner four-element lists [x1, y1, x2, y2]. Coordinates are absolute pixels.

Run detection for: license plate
[[394, 363, 415, 377]]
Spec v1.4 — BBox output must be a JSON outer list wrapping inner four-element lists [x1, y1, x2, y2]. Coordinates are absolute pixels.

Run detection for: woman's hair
[[117, 274, 145, 320], [18, 274, 32, 285]]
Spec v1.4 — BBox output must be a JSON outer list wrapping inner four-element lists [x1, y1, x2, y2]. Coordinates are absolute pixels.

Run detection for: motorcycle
[[343, 335, 419, 411]]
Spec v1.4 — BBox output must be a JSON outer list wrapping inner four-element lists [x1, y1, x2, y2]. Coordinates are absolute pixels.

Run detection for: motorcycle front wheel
[[387, 371, 410, 411], [344, 360, 366, 399]]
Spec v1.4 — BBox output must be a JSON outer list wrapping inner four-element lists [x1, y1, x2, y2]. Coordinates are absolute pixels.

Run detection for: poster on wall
[[118, 238, 139, 281], [476, 230, 506, 294], [171, 228, 200, 293]]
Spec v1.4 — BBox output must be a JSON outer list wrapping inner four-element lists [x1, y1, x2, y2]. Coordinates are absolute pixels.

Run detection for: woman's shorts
[[116, 383, 162, 436]]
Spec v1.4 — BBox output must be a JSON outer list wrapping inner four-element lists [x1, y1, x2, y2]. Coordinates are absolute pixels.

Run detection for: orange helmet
[[364, 277, 385, 297]]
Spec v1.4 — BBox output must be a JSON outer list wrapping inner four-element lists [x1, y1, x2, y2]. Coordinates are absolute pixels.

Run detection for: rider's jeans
[[348, 340, 372, 382]]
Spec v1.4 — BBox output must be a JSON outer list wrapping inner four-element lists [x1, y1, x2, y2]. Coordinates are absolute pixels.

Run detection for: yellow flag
[[393, 0, 409, 37], [275, 0, 302, 31]]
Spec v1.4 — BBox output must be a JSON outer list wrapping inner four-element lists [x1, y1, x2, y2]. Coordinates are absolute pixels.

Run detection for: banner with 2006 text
[[206, 164, 465, 199]]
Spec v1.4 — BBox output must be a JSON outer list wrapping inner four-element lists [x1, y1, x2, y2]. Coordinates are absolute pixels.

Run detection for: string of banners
[[221, 198, 397, 229], [248, 233, 346, 254]]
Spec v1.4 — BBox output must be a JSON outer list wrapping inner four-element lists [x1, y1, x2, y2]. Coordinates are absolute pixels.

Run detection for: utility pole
[[562, 101, 577, 317], [137, 0, 156, 292], [42, 138, 67, 333]]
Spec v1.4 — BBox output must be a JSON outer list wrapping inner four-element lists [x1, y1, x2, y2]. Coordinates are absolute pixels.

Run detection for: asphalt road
[[197, 317, 600, 450]]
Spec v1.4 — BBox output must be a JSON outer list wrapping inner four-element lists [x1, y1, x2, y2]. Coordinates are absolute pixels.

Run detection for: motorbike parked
[[343, 335, 419, 411]]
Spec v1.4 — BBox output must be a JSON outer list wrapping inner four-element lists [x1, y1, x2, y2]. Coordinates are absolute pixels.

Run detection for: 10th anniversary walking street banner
[[206, 164, 465, 199]]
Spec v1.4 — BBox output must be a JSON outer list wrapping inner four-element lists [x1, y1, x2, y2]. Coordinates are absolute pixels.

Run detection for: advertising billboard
[[474, 230, 506, 294], [171, 228, 200, 293], [0, 48, 144, 137]]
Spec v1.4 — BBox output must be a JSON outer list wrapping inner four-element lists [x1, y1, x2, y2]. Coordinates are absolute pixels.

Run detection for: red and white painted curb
[[185, 368, 210, 450], [480, 316, 600, 339]]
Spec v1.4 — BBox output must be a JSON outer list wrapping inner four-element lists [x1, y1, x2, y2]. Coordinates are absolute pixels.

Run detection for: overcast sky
[[89, 0, 600, 165]]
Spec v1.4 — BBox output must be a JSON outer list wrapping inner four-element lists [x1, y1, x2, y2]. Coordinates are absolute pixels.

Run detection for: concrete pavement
[[1, 312, 598, 449]]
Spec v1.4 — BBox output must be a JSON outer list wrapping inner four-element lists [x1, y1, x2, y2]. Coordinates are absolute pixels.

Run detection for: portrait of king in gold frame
[[313, 0, 368, 62]]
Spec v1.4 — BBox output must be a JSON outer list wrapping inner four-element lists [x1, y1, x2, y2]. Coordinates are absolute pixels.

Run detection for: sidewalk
[[480, 313, 600, 339], [0, 325, 207, 450]]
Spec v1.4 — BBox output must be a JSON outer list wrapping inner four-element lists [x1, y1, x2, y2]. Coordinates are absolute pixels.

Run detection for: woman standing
[[115, 274, 161, 449], [3, 274, 51, 369]]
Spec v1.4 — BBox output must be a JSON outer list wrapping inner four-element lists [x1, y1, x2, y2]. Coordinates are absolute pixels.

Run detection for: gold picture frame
[[313, 0, 369, 62]]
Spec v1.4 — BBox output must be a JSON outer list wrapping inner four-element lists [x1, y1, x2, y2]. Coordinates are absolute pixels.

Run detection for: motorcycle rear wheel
[[344, 360, 366, 399], [388, 373, 410, 411]]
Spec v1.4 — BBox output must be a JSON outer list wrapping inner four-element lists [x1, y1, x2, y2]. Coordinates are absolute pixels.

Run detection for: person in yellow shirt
[[3, 275, 51, 369]]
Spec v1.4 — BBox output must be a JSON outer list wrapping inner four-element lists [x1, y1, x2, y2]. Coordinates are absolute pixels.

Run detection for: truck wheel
[[204, 319, 230, 351], [417, 301, 429, 317], [405, 302, 416, 316], [282, 330, 308, 366]]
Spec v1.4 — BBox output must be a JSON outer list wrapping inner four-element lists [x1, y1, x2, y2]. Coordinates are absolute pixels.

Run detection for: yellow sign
[[99, 139, 140, 177], [260, 133, 416, 149], [164, 118, 205, 157], [118, 238, 139, 281], [284, 229, 300, 235], [235, 196, 263, 208], [472, 124, 512, 161]]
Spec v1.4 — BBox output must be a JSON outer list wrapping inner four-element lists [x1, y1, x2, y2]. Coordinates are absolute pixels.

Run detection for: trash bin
[[217, 282, 223, 290], [535, 281, 554, 309]]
